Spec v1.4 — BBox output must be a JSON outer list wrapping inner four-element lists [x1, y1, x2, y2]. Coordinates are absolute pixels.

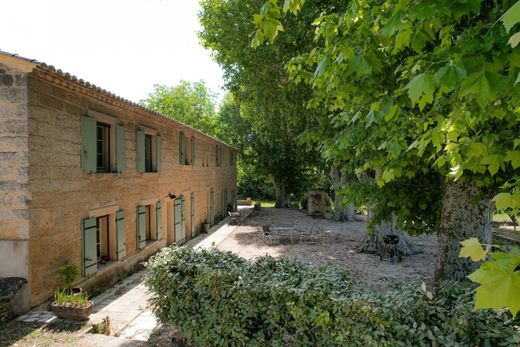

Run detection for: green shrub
[[57, 263, 80, 291], [145, 247, 520, 347]]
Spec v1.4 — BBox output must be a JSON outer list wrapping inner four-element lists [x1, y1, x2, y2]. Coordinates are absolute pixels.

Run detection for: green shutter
[[181, 196, 186, 238], [136, 130, 145, 173], [155, 135, 162, 172], [136, 206, 146, 249], [210, 188, 214, 226], [116, 210, 126, 260], [190, 192, 195, 237], [116, 124, 125, 173], [179, 132, 185, 165], [223, 188, 228, 216], [174, 199, 183, 242], [82, 217, 98, 276], [191, 136, 196, 165], [156, 201, 162, 240], [81, 115, 96, 173]]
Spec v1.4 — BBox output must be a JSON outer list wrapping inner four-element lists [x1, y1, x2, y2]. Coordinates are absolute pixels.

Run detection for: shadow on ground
[[0, 320, 85, 346]]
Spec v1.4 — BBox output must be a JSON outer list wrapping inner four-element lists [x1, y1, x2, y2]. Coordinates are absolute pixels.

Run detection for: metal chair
[[298, 224, 315, 243], [262, 225, 278, 245]]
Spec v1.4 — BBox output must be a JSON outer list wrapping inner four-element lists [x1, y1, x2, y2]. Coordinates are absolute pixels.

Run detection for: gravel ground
[[217, 207, 437, 290]]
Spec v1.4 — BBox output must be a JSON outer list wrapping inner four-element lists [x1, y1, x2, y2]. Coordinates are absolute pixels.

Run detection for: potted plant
[[58, 263, 81, 294], [51, 289, 93, 320], [202, 219, 210, 233]]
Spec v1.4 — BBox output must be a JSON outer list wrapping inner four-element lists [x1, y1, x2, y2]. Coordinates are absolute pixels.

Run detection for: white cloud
[[1, 0, 225, 102]]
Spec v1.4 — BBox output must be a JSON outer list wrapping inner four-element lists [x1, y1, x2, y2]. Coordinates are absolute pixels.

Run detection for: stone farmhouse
[[0, 51, 237, 314]]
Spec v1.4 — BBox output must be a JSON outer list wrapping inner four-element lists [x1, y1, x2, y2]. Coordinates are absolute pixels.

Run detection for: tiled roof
[[0, 49, 235, 149]]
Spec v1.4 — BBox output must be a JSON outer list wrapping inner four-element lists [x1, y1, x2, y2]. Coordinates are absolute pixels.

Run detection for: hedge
[[145, 247, 520, 346]]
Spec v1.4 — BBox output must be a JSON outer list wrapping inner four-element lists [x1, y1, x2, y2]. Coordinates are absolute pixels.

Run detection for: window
[[145, 134, 153, 172], [81, 114, 125, 174], [179, 132, 195, 165], [81, 209, 126, 277], [136, 129, 161, 173], [96, 123, 110, 173], [216, 145, 221, 167], [96, 215, 110, 263], [136, 201, 162, 249]]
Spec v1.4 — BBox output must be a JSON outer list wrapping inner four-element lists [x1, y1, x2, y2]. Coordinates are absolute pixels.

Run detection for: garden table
[[271, 223, 297, 243]]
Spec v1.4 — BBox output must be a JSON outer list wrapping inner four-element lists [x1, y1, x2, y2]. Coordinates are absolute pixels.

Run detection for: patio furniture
[[262, 225, 278, 245], [298, 224, 315, 243], [228, 211, 240, 225], [271, 223, 297, 244]]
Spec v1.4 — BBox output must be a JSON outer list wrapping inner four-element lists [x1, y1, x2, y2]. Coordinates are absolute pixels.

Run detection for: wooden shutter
[[223, 188, 228, 216], [81, 217, 98, 276], [116, 124, 125, 173], [179, 132, 185, 165], [215, 145, 219, 166], [210, 188, 214, 226], [136, 206, 146, 249], [81, 115, 96, 173], [116, 210, 126, 260], [156, 201, 162, 240], [136, 130, 145, 173], [190, 192, 195, 237], [191, 136, 195, 165], [181, 195, 186, 237], [155, 135, 162, 172]]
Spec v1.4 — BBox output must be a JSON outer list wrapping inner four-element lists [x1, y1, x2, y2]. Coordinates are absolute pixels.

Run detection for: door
[[190, 192, 195, 237], [174, 199, 184, 243], [210, 188, 214, 226]]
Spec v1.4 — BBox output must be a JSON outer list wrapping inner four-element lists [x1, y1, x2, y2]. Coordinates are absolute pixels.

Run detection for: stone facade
[[0, 53, 237, 311]]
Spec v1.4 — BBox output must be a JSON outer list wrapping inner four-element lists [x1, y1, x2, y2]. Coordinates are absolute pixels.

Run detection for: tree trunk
[[330, 167, 356, 222], [270, 175, 288, 208], [434, 180, 494, 282], [361, 213, 420, 256]]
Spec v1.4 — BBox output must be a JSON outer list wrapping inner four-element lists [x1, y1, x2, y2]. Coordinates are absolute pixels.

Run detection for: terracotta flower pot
[[51, 300, 93, 320]]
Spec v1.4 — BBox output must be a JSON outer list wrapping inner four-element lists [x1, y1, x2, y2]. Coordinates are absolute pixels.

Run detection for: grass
[[493, 213, 514, 223], [259, 200, 276, 208], [0, 320, 85, 347]]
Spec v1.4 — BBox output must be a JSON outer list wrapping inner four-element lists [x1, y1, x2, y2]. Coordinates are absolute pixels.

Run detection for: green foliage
[[57, 264, 80, 291], [141, 81, 218, 136], [199, 0, 333, 205], [54, 290, 89, 308], [460, 239, 520, 316], [145, 247, 519, 346]]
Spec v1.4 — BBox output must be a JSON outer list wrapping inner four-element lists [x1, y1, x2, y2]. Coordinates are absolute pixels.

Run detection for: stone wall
[[23, 67, 236, 306]]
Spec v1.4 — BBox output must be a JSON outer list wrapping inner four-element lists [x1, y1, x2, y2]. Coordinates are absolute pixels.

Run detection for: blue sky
[[1, 0, 225, 103]]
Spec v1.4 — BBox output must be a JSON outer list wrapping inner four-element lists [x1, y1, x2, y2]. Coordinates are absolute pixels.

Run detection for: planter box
[[51, 301, 93, 320]]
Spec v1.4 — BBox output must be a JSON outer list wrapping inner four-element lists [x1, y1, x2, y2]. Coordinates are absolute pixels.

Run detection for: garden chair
[[262, 225, 278, 245], [298, 224, 314, 242]]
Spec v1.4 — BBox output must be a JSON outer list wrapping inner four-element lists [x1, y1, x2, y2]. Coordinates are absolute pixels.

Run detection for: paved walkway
[[16, 206, 254, 343]]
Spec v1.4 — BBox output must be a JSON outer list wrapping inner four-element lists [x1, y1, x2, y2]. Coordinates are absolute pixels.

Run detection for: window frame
[[96, 122, 111, 173], [88, 110, 119, 174]]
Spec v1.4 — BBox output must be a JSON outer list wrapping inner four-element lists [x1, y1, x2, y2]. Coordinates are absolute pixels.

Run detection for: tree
[[199, 0, 333, 207], [253, 0, 520, 281], [141, 80, 218, 136]]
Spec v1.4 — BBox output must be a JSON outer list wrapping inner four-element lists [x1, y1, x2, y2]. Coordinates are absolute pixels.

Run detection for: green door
[[174, 199, 184, 243], [210, 188, 214, 226], [116, 210, 126, 260]]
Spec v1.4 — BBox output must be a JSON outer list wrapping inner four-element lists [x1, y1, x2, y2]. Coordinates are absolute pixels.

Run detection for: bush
[[145, 247, 520, 347]]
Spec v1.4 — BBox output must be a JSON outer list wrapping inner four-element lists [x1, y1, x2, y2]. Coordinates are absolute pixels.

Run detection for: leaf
[[493, 193, 515, 210], [516, 72, 520, 86], [509, 31, 520, 48], [502, 1, 520, 33], [461, 70, 492, 109], [405, 73, 434, 106], [459, 237, 488, 262], [467, 248, 520, 316], [480, 154, 500, 175], [505, 150, 520, 169]]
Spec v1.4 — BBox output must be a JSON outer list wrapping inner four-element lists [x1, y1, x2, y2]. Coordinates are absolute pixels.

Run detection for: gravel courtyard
[[217, 207, 438, 290]]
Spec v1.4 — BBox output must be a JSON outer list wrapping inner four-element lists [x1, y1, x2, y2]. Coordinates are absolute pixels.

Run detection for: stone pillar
[[307, 190, 326, 217]]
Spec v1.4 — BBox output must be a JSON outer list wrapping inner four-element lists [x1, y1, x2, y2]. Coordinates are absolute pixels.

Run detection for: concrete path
[[18, 206, 254, 344]]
